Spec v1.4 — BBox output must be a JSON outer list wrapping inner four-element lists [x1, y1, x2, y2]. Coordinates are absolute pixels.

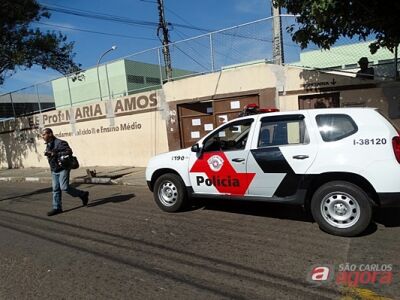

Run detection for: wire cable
[[40, 2, 209, 32], [34, 21, 158, 40], [173, 44, 210, 71]]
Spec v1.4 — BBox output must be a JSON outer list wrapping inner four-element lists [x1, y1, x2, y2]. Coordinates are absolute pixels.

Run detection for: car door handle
[[232, 158, 245, 163], [292, 155, 309, 160]]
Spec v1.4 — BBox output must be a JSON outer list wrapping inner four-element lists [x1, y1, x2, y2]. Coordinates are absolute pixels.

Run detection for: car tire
[[311, 181, 372, 237], [153, 173, 188, 212]]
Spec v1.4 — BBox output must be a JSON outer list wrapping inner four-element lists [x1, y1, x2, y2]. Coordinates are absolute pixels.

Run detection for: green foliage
[[0, 0, 80, 85], [274, 0, 400, 53]]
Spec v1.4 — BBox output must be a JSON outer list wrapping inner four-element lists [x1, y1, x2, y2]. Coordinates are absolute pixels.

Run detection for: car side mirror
[[191, 143, 201, 153]]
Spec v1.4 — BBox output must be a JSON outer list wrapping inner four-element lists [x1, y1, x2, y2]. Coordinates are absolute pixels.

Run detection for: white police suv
[[146, 108, 400, 236]]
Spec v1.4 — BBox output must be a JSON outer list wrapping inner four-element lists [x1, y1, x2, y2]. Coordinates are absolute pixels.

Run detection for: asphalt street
[[0, 182, 399, 299]]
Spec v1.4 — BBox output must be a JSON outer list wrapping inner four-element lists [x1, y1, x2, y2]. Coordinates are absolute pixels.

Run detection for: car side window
[[316, 114, 358, 142], [258, 115, 309, 148], [203, 119, 253, 152]]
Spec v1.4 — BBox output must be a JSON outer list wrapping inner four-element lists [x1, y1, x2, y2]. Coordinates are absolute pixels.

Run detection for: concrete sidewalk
[[0, 166, 146, 186]]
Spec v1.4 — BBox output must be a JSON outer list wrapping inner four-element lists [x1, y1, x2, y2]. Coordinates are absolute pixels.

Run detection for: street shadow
[[0, 186, 52, 201], [374, 207, 400, 227], [358, 222, 378, 236], [88, 193, 135, 207], [192, 198, 313, 223], [190, 199, 400, 237], [74, 172, 133, 181], [62, 205, 85, 214], [316, 221, 378, 237]]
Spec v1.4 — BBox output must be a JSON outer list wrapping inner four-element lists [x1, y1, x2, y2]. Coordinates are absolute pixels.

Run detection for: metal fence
[[1, 14, 399, 121]]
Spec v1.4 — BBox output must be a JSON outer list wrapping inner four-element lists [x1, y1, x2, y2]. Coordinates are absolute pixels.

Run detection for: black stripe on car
[[250, 147, 301, 197], [251, 147, 293, 173]]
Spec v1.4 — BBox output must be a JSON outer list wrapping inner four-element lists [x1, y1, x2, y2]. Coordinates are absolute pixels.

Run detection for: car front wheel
[[311, 181, 372, 237], [153, 173, 188, 212]]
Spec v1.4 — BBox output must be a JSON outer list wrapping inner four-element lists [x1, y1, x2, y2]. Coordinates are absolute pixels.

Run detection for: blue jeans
[[52, 169, 85, 210]]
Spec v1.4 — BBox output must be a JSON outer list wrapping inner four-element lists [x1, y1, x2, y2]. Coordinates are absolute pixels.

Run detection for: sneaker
[[81, 191, 89, 206], [47, 208, 63, 216]]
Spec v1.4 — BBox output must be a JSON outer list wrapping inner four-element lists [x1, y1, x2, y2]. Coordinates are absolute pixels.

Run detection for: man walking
[[41, 128, 89, 216]]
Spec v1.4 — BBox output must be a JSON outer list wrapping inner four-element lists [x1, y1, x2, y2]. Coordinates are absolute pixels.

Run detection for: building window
[[127, 75, 144, 84], [146, 77, 160, 84]]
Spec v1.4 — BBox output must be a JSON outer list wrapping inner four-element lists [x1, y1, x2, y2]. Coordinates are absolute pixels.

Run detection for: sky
[[1, 0, 284, 93]]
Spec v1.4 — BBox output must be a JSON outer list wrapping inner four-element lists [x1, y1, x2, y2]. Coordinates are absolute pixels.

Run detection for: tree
[[273, 0, 400, 53], [0, 0, 80, 85]]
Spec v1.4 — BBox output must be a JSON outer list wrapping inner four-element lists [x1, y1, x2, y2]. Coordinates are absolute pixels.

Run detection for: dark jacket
[[356, 67, 374, 79], [45, 138, 73, 172]]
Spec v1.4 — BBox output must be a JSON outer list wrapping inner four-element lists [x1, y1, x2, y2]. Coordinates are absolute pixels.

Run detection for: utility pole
[[157, 0, 172, 80], [272, 2, 284, 65]]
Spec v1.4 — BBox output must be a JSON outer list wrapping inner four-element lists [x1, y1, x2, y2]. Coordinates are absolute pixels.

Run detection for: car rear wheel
[[311, 181, 372, 237], [153, 173, 188, 212]]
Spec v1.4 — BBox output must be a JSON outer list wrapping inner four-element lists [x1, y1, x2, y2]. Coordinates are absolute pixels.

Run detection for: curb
[[0, 177, 53, 183], [0, 177, 13, 182], [25, 177, 40, 182]]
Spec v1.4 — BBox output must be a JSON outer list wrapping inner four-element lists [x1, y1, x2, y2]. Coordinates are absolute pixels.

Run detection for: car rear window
[[316, 114, 358, 142]]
